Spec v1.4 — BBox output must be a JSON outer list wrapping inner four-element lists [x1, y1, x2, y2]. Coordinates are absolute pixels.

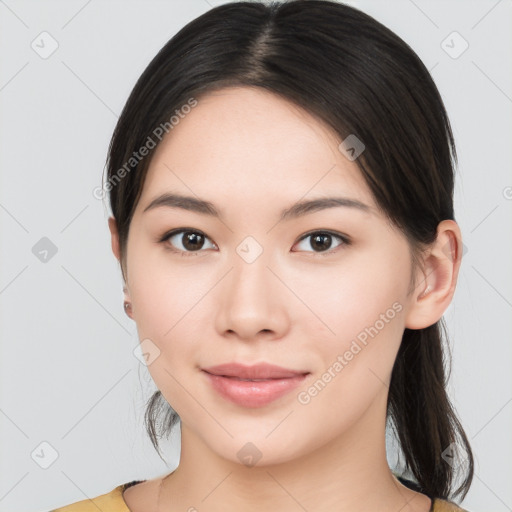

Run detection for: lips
[[201, 362, 310, 408], [202, 362, 308, 380]]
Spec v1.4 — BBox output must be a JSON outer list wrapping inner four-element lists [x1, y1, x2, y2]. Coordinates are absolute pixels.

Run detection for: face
[[117, 86, 423, 466]]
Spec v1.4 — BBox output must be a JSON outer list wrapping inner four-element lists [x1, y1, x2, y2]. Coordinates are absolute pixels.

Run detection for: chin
[[196, 428, 312, 469]]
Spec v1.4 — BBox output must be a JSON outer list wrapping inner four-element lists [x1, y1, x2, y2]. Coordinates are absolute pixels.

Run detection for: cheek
[[292, 254, 406, 343], [128, 252, 207, 338], [290, 304, 405, 452], [297, 254, 407, 399], [127, 258, 212, 386]]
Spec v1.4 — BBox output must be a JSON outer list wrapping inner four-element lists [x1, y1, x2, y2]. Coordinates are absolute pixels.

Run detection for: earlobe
[[108, 216, 121, 262], [123, 285, 133, 319], [404, 220, 463, 330]]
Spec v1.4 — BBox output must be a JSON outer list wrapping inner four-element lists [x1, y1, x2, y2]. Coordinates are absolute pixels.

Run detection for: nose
[[214, 248, 290, 342]]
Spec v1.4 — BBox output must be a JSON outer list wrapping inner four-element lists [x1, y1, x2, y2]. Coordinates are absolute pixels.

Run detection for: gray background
[[0, 1, 511, 511]]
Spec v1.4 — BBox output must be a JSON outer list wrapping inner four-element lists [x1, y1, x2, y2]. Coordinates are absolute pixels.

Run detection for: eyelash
[[158, 228, 351, 257]]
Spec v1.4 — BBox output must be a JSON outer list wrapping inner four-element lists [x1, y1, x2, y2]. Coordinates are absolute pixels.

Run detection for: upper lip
[[202, 363, 309, 379]]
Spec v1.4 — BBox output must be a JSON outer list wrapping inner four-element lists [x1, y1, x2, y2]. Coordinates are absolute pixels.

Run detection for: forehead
[[138, 86, 375, 212]]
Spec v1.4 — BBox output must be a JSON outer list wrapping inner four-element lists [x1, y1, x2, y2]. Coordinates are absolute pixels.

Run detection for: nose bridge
[[215, 233, 289, 338], [230, 233, 274, 300]]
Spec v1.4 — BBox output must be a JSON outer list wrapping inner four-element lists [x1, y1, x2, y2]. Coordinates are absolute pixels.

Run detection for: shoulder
[[395, 475, 470, 512], [393, 472, 469, 512], [48, 480, 143, 512], [431, 498, 471, 512]]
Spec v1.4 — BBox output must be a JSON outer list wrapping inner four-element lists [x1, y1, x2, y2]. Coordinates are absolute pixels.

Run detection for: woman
[[51, 1, 474, 510]]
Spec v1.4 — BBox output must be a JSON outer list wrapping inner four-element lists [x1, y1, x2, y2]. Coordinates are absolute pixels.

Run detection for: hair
[[104, 0, 473, 502]]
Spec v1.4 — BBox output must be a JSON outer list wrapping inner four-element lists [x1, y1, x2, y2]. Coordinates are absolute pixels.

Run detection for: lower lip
[[202, 371, 308, 408]]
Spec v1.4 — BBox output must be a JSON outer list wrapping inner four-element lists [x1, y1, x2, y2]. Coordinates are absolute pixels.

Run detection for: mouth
[[201, 362, 310, 408]]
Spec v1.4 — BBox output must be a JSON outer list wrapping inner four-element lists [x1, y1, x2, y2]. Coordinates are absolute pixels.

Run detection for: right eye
[[159, 228, 217, 256]]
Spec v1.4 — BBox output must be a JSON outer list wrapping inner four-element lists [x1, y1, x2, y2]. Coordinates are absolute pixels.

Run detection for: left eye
[[161, 229, 216, 254], [293, 231, 348, 254]]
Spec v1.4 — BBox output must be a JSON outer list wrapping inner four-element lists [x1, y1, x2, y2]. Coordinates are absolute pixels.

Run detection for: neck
[[157, 390, 431, 512]]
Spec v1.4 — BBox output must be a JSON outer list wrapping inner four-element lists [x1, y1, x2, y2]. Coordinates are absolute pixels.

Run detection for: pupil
[[184, 232, 203, 251], [312, 233, 331, 251]]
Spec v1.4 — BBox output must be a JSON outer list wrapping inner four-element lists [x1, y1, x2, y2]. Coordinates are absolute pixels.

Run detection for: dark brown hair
[[104, 0, 473, 501]]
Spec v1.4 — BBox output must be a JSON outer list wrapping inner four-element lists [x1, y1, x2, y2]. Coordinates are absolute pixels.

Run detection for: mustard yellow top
[[49, 480, 470, 512]]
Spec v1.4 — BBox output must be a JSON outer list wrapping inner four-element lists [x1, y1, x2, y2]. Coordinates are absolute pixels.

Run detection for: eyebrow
[[142, 192, 372, 221]]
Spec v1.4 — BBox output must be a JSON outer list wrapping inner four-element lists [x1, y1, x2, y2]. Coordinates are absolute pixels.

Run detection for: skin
[[108, 86, 463, 512]]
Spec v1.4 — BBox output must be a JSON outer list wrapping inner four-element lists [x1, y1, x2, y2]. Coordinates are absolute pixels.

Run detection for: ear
[[108, 216, 133, 318], [405, 220, 463, 330], [108, 216, 121, 262]]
